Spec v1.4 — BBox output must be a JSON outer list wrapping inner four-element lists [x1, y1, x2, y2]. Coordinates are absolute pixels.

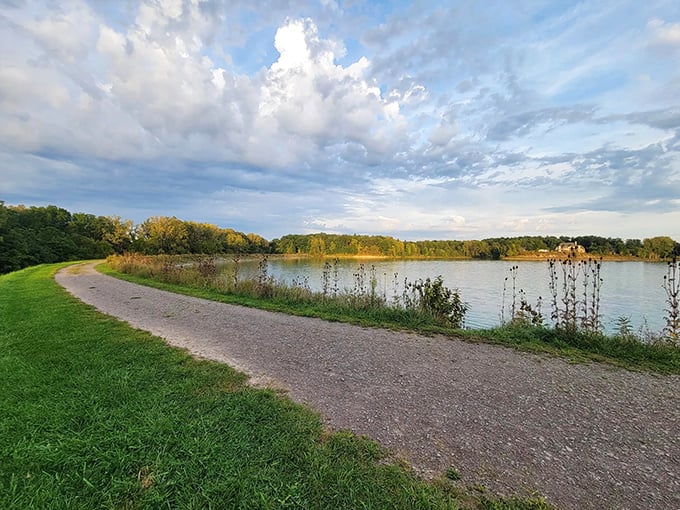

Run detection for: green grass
[[459, 324, 680, 374], [0, 264, 552, 509], [100, 263, 680, 375]]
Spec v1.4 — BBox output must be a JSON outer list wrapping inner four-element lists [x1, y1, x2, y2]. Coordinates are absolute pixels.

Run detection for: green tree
[[102, 216, 134, 254], [641, 236, 676, 260], [0, 201, 7, 246], [624, 239, 642, 257], [186, 222, 222, 254], [137, 216, 188, 254], [221, 228, 248, 253], [246, 232, 270, 253]]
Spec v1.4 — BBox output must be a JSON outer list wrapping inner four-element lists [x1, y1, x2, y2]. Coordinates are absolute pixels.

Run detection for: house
[[555, 242, 586, 254]]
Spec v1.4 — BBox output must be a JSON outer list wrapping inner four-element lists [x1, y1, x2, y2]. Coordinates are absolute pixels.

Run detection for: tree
[[307, 236, 325, 257], [624, 239, 642, 257], [137, 216, 188, 254], [221, 229, 248, 253], [641, 236, 676, 260], [0, 201, 7, 246], [186, 222, 222, 254], [102, 216, 134, 254], [246, 233, 270, 253]]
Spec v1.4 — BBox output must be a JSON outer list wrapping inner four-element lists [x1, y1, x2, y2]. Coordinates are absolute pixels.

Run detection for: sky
[[1, 0, 679, 241]]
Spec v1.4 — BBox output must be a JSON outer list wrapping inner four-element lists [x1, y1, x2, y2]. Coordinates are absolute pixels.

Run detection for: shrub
[[407, 276, 467, 328]]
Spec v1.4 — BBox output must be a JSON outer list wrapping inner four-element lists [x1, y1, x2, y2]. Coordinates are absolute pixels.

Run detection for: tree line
[[1, 202, 678, 275], [0, 203, 269, 274], [271, 233, 680, 260]]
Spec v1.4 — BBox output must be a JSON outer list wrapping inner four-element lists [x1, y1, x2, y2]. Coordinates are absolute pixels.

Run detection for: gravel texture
[[56, 263, 680, 510]]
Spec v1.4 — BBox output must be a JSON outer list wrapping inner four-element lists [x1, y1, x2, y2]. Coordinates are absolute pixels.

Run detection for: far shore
[[502, 253, 643, 262], [270, 253, 658, 262]]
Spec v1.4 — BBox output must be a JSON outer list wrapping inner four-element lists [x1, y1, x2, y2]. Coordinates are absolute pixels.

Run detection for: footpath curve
[[56, 263, 679, 510]]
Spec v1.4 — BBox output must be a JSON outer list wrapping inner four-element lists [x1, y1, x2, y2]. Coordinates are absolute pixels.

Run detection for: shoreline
[[502, 254, 643, 262], [275, 253, 658, 262]]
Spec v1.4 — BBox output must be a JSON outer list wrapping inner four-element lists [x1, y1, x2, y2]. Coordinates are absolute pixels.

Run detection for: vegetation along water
[[107, 254, 680, 374], [2, 202, 679, 505], [212, 257, 674, 335]]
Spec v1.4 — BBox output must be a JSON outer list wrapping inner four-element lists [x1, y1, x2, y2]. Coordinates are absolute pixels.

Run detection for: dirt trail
[[56, 263, 680, 510]]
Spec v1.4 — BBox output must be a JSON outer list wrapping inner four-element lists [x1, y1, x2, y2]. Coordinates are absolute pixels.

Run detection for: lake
[[228, 257, 672, 335]]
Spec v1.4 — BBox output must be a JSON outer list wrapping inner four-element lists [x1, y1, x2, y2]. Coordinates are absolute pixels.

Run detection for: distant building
[[555, 242, 586, 254]]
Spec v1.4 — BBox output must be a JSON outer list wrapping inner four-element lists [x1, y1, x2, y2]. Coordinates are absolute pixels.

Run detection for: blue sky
[[1, 0, 679, 241]]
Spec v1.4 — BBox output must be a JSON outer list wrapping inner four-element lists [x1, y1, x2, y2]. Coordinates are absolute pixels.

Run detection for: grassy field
[[0, 264, 551, 509]]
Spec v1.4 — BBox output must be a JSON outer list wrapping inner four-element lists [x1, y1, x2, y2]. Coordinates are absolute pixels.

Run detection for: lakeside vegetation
[[1, 264, 553, 509], [2, 202, 678, 275], [106, 254, 680, 374]]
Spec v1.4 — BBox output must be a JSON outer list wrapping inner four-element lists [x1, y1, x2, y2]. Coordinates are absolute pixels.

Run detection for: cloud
[[25, 1, 96, 62], [1, 2, 410, 173], [1, 0, 679, 242], [542, 138, 680, 215], [647, 18, 680, 49], [255, 18, 406, 162], [613, 108, 680, 132], [486, 106, 596, 141]]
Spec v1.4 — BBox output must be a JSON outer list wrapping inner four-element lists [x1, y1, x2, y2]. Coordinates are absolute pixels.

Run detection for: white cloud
[[25, 0, 97, 62], [647, 18, 680, 48], [429, 121, 459, 147], [257, 18, 405, 159], [95, 5, 229, 141], [1, 3, 409, 169]]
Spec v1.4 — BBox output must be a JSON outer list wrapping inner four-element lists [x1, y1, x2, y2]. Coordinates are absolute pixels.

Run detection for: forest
[[1, 202, 678, 274], [0, 203, 268, 274]]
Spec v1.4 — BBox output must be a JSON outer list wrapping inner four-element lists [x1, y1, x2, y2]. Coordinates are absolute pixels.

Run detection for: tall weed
[[548, 257, 603, 333], [662, 257, 680, 345], [501, 265, 543, 326]]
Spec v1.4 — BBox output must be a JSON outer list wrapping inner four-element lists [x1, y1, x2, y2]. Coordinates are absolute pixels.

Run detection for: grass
[[0, 264, 552, 509], [100, 260, 680, 375], [459, 325, 680, 373]]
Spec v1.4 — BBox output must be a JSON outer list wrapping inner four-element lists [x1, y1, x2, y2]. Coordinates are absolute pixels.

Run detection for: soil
[[55, 263, 680, 510]]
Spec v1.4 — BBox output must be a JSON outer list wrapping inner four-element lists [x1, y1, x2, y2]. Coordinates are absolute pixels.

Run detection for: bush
[[407, 276, 467, 328]]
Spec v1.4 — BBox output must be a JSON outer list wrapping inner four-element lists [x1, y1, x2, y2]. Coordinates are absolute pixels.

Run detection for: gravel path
[[55, 263, 679, 510]]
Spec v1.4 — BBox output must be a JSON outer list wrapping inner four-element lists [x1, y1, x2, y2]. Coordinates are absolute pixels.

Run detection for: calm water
[[230, 258, 671, 334]]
